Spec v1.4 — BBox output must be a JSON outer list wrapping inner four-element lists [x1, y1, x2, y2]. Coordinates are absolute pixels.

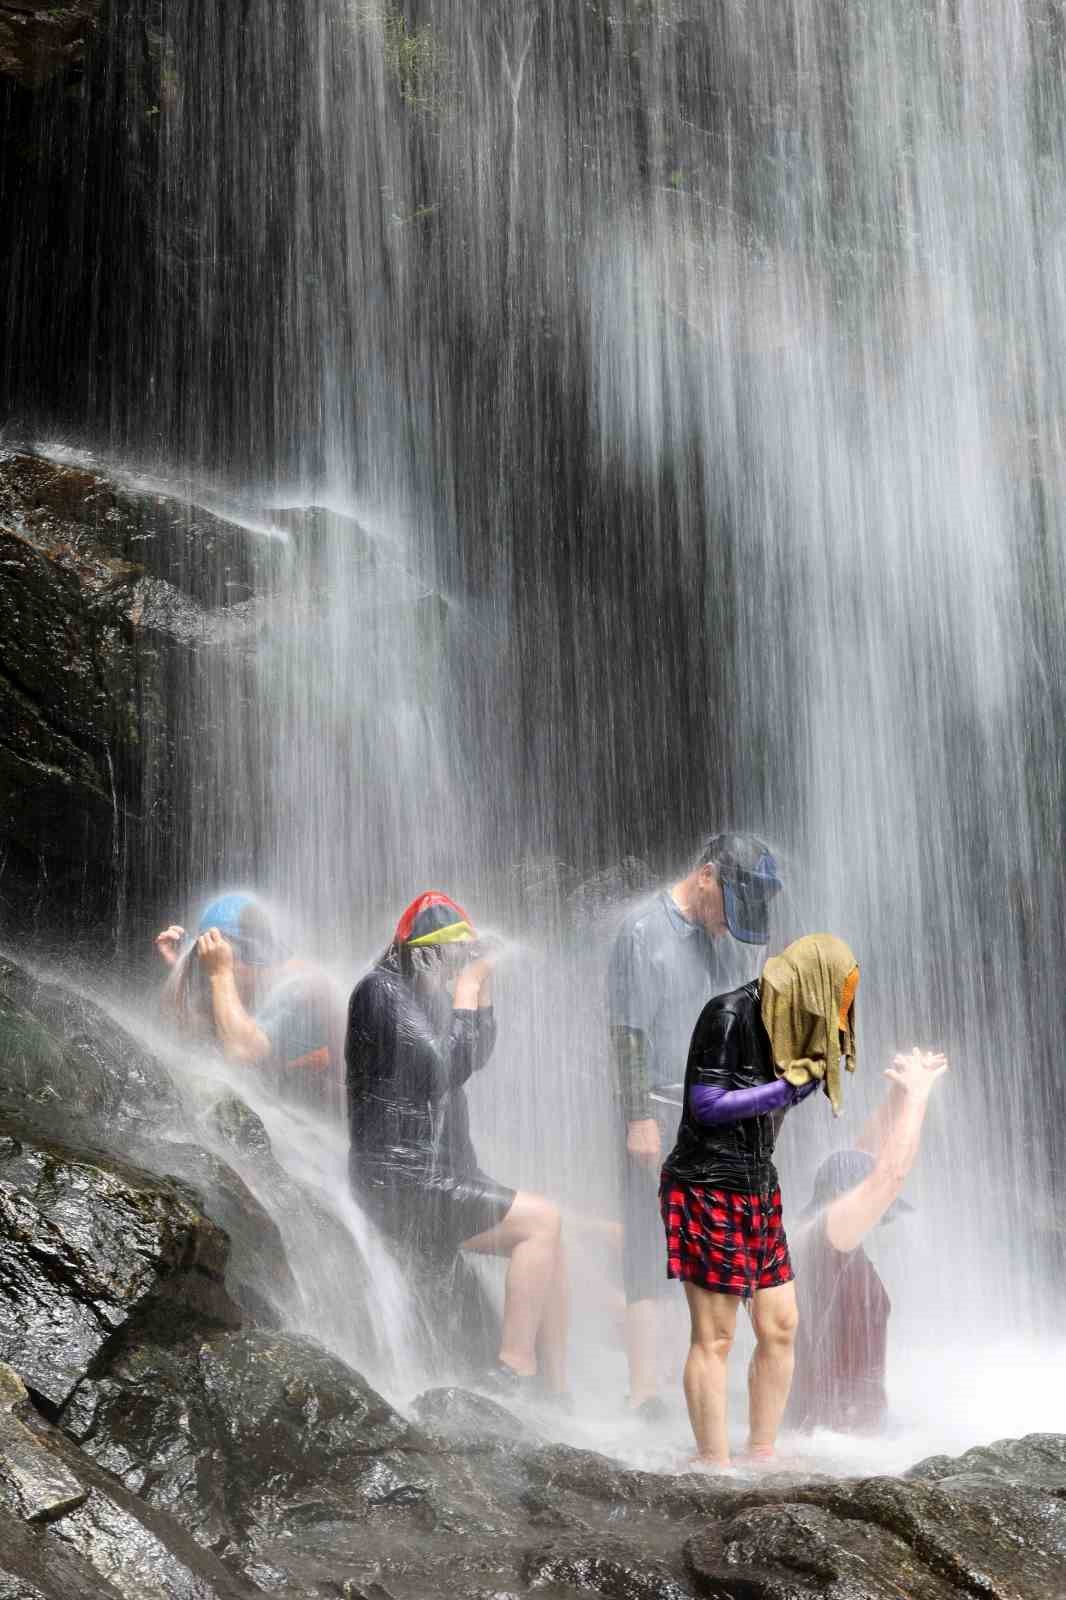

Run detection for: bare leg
[[746, 1281, 799, 1456], [464, 1191, 564, 1384], [681, 1283, 740, 1464], [535, 1236, 569, 1393], [624, 1299, 659, 1406]]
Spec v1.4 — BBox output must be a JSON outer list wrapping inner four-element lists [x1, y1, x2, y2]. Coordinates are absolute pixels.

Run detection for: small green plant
[[348, 3, 454, 117]]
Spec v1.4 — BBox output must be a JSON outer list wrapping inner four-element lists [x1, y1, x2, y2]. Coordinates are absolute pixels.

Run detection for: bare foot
[[686, 1454, 738, 1477], [735, 1449, 807, 1473]]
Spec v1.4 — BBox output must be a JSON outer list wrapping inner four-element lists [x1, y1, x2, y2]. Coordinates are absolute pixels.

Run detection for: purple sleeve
[[689, 1076, 816, 1126]]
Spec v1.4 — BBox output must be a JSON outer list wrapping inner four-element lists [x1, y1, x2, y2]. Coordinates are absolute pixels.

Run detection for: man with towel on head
[[659, 933, 860, 1469]]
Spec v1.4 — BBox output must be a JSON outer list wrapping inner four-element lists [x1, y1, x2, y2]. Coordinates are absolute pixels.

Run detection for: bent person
[[155, 893, 344, 1113], [660, 933, 859, 1469], [345, 892, 568, 1396], [785, 1045, 948, 1435], [607, 833, 782, 1420]]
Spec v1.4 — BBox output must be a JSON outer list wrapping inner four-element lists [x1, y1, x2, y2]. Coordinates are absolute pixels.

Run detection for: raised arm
[[825, 1048, 948, 1253], [445, 955, 497, 1088], [197, 928, 271, 1064]]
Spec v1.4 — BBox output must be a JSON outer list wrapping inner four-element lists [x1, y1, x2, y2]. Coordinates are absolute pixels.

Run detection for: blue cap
[[196, 894, 287, 966], [705, 834, 783, 945]]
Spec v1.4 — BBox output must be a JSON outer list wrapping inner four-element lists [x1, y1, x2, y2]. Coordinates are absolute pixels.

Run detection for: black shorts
[[621, 1118, 674, 1304], [353, 1165, 516, 1262]]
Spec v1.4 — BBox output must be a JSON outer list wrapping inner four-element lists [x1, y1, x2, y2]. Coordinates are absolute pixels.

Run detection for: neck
[[669, 877, 698, 923]]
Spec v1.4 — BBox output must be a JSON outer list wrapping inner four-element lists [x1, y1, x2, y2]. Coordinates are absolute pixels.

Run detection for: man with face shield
[[345, 893, 568, 1397]]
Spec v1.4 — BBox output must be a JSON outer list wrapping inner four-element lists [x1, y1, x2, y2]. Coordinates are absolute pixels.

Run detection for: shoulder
[[347, 966, 400, 1019], [611, 895, 662, 943], [697, 982, 758, 1025]]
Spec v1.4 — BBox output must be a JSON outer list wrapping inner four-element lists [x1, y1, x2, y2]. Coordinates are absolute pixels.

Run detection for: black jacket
[[661, 981, 782, 1193], [345, 965, 496, 1191]]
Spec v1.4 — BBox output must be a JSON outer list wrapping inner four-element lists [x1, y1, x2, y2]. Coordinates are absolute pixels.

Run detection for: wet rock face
[[0, 450, 275, 928], [0, 1128, 237, 1408], [0, 955, 181, 1146], [0, 3, 103, 89]]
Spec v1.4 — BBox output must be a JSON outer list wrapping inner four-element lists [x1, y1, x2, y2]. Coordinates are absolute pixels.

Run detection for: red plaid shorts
[[659, 1179, 794, 1299]]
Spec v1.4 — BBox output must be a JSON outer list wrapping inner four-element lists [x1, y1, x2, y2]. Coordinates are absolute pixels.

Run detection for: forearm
[[689, 1077, 816, 1127], [209, 974, 271, 1064], [874, 1093, 930, 1189], [610, 1026, 652, 1121], [854, 1086, 905, 1156]]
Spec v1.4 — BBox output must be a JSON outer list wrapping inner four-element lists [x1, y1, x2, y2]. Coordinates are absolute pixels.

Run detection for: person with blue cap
[[784, 1045, 948, 1436], [607, 831, 783, 1420], [155, 893, 344, 1111]]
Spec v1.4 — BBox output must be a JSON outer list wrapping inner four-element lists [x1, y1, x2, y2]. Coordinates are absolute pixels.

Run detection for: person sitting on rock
[[345, 892, 568, 1398], [155, 893, 344, 1114], [660, 933, 859, 1471], [784, 1044, 948, 1436]]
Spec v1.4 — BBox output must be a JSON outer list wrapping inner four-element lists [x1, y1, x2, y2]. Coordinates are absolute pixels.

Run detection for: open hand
[[154, 925, 185, 968], [196, 927, 235, 978], [884, 1046, 948, 1100]]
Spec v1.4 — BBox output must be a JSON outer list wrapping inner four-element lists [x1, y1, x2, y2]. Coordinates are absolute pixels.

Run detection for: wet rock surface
[[0, 954, 182, 1147], [0, 450, 276, 925], [0, 2, 103, 89], [0, 1127, 237, 1408], [1, 955, 1066, 1598]]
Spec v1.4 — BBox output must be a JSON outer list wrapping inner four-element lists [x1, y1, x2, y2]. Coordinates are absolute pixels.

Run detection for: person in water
[[660, 932, 859, 1469], [785, 1044, 948, 1436], [345, 892, 568, 1396], [155, 893, 344, 1111], [608, 833, 783, 1420]]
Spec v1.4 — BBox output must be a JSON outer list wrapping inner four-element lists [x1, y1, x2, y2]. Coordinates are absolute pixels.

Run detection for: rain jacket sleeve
[[444, 1008, 496, 1091]]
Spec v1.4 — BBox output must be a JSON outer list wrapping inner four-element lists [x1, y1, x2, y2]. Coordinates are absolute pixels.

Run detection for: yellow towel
[[760, 934, 859, 1116]]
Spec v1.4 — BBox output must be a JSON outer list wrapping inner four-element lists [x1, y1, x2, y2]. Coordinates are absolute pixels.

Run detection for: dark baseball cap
[[799, 1149, 915, 1224], [701, 832, 783, 945]]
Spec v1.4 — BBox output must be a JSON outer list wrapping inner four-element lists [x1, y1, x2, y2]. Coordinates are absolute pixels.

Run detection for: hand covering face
[[760, 934, 859, 1115]]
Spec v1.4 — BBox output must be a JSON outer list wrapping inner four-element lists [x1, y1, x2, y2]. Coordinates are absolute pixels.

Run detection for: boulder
[[147, 1142, 300, 1328], [0, 1358, 258, 1600], [0, 1127, 238, 1408], [0, 450, 275, 926], [684, 1464, 1066, 1600], [0, 954, 182, 1147], [61, 1324, 418, 1552]]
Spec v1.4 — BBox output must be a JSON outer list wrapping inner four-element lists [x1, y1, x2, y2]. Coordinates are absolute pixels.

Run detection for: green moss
[[348, 3, 454, 117]]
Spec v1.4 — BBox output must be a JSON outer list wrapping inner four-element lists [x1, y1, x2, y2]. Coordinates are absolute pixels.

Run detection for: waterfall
[[4, 0, 1066, 1467]]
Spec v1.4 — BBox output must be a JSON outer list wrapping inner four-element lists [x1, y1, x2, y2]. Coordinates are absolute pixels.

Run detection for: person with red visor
[[345, 893, 568, 1397]]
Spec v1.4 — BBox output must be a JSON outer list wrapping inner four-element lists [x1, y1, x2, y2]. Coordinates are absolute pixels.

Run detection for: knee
[[692, 1328, 735, 1363], [756, 1306, 799, 1354], [529, 1195, 562, 1245]]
